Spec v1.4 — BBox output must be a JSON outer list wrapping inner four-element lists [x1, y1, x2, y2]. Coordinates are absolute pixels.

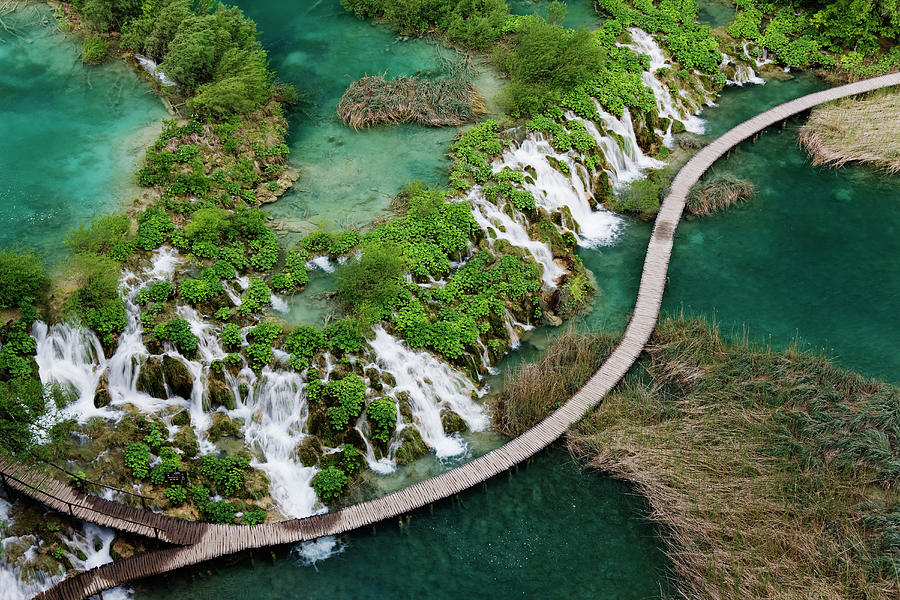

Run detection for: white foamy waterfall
[[619, 28, 707, 143], [227, 368, 320, 518], [369, 326, 487, 459], [133, 54, 176, 87], [0, 495, 132, 600], [721, 53, 765, 86]]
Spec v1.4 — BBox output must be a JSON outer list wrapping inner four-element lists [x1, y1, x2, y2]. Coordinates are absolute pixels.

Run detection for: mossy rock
[[440, 408, 467, 434], [395, 427, 428, 465], [296, 436, 322, 467], [208, 413, 243, 443], [207, 370, 235, 410], [174, 426, 198, 457], [172, 409, 191, 427], [396, 391, 413, 422], [162, 355, 193, 399], [671, 119, 686, 134], [110, 539, 136, 561], [94, 372, 111, 409], [136, 356, 166, 398], [381, 371, 396, 388]]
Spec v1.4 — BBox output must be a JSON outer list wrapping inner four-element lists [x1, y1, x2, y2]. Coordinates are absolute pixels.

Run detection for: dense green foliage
[[341, 0, 509, 49], [151, 318, 200, 356], [64, 254, 128, 346], [283, 325, 326, 371], [92, 0, 278, 116], [81, 34, 109, 64], [725, 0, 900, 72], [0, 249, 49, 308], [366, 397, 397, 444], [311, 465, 350, 501]]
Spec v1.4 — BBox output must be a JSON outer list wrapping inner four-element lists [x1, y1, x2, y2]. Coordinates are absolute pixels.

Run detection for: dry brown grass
[[799, 90, 900, 173], [687, 172, 755, 216], [568, 317, 900, 600], [490, 327, 617, 437], [337, 74, 486, 129]]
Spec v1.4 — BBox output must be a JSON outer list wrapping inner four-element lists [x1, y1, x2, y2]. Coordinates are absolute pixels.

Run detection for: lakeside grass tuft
[[567, 316, 900, 599], [490, 327, 617, 437], [799, 89, 900, 174], [687, 172, 755, 216]]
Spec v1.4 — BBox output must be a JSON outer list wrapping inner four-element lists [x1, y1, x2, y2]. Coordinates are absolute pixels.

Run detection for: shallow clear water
[[235, 0, 485, 235], [0, 6, 167, 259], [508, 0, 601, 28], [135, 449, 671, 600]]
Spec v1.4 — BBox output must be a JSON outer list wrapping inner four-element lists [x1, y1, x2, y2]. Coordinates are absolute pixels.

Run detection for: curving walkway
[[23, 72, 900, 600]]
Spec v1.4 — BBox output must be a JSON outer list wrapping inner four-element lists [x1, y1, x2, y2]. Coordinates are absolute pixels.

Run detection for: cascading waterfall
[[721, 53, 766, 86], [0, 496, 132, 600], [368, 326, 487, 459], [619, 28, 707, 141], [226, 368, 321, 518], [467, 187, 565, 289]]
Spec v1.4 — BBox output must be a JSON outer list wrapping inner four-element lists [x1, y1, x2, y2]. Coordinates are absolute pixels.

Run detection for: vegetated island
[[799, 89, 900, 173], [495, 316, 900, 599], [337, 74, 487, 129]]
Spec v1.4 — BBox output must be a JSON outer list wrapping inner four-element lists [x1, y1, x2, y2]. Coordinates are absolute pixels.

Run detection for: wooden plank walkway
[[23, 72, 900, 600]]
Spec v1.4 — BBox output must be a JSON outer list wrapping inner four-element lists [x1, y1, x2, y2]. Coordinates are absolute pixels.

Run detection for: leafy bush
[[324, 319, 363, 355], [311, 466, 350, 501], [135, 280, 174, 305], [221, 323, 242, 350], [326, 373, 367, 430], [238, 278, 272, 315], [0, 249, 49, 308], [124, 442, 151, 479], [366, 397, 397, 444], [339, 443, 365, 475], [135, 207, 174, 250], [241, 508, 266, 525], [283, 326, 326, 371], [82, 34, 109, 64], [165, 484, 188, 505], [199, 454, 250, 496], [203, 500, 236, 524], [152, 318, 200, 356], [65, 254, 127, 345]]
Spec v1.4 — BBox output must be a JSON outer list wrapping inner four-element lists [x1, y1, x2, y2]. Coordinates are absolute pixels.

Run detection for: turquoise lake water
[[135, 449, 672, 600], [0, 6, 166, 260], [3, 0, 898, 595]]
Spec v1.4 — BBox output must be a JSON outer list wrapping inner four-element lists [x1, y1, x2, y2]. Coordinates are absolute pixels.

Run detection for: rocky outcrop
[[162, 355, 193, 399], [94, 372, 111, 409]]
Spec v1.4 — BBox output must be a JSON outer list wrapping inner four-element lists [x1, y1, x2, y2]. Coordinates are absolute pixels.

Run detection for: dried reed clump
[[687, 172, 755, 216], [491, 328, 617, 438], [799, 90, 900, 174], [568, 316, 900, 600], [337, 74, 486, 130]]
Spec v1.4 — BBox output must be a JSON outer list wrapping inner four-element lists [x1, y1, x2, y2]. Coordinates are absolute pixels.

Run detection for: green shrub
[[366, 397, 397, 444], [82, 34, 109, 64], [0, 249, 49, 308], [221, 323, 242, 350], [199, 454, 250, 496], [339, 443, 365, 475], [283, 326, 325, 371], [241, 508, 266, 525], [204, 500, 237, 524], [152, 318, 200, 356], [135, 207, 174, 250], [135, 280, 174, 305], [311, 466, 350, 501], [323, 319, 363, 355], [326, 373, 367, 430], [165, 484, 188, 505], [64, 254, 127, 345], [124, 442, 151, 479]]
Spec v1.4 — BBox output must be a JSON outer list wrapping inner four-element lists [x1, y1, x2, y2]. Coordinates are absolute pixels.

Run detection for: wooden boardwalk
[[20, 72, 900, 600]]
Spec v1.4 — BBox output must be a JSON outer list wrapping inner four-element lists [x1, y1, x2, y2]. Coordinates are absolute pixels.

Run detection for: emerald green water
[[509, 0, 601, 28], [135, 449, 671, 599], [0, 6, 166, 259], [235, 0, 488, 235]]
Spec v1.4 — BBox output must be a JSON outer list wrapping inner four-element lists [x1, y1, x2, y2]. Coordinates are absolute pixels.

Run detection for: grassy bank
[[565, 317, 900, 599], [799, 90, 900, 174]]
